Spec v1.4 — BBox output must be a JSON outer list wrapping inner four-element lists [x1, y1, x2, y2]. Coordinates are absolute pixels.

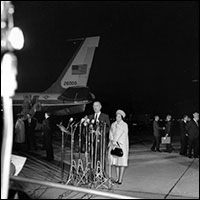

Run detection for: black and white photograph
[[1, 1, 199, 199]]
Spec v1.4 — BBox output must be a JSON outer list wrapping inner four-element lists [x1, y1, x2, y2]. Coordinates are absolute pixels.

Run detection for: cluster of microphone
[[57, 116, 107, 134], [66, 116, 106, 128], [65, 117, 87, 127]]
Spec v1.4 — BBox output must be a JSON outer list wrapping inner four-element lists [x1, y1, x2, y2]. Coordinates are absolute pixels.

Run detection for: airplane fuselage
[[12, 92, 89, 115], [13, 93, 88, 106]]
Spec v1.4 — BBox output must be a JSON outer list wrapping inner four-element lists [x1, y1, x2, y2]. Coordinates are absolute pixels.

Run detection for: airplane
[[12, 36, 100, 117]]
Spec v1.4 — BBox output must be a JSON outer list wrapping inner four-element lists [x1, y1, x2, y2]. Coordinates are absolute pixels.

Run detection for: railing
[[11, 176, 141, 199]]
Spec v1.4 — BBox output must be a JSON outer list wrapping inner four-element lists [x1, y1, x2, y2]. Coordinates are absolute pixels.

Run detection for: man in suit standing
[[151, 115, 165, 152], [24, 113, 37, 151], [42, 112, 54, 161], [88, 101, 110, 147], [186, 112, 199, 158], [164, 114, 174, 153], [179, 115, 189, 156], [87, 101, 110, 169], [88, 101, 110, 134]]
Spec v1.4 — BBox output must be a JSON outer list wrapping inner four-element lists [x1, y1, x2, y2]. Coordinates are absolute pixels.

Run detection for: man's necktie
[[94, 114, 97, 123]]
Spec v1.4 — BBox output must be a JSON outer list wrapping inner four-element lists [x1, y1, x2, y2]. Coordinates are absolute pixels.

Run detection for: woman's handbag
[[110, 142, 123, 157]]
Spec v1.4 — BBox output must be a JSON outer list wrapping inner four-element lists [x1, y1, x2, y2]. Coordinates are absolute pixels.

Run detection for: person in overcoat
[[151, 115, 165, 152], [42, 112, 54, 161], [108, 109, 129, 185], [179, 115, 189, 156], [186, 112, 199, 158]]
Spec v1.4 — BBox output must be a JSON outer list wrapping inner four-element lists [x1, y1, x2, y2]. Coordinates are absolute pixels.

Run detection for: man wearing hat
[[186, 112, 199, 158]]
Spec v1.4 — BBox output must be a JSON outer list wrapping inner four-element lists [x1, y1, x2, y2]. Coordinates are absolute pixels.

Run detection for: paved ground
[[11, 130, 199, 199]]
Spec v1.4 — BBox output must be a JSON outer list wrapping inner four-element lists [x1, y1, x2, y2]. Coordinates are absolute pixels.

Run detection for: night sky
[[13, 1, 199, 118]]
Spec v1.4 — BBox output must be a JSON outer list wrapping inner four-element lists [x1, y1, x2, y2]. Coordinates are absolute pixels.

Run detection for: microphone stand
[[56, 122, 71, 184], [94, 122, 100, 170], [85, 124, 89, 184], [90, 125, 94, 170], [102, 122, 106, 172], [76, 121, 85, 185], [78, 122, 82, 159], [61, 129, 65, 183], [66, 123, 78, 185]]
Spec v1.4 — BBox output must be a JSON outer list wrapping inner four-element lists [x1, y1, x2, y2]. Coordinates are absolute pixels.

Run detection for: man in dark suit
[[179, 115, 189, 156], [24, 113, 37, 151], [42, 112, 54, 161], [186, 112, 199, 158], [151, 115, 165, 152], [164, 114, 174, 153], [87, 101, 110, 169], [88, 101, 110, 134]]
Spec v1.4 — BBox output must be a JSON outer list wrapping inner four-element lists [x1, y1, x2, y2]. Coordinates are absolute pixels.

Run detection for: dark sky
[[13, 1, 199, 117]]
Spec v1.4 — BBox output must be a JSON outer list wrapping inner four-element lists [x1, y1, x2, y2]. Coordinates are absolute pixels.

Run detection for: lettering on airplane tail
[[63, 81, 77, 86], [61, 64, 88, 88]]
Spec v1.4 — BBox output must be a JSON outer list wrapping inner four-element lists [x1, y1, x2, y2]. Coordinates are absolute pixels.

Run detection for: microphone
[[57, 117, 73, 133], [70, 121, 76, 127], [83, 118, 90, 126], [73, 118, 86, 127], [80, 118, 86, 124], [67, 117, 74, 129], [69, 117, 74, 123], [57, 124, 69, 134], [88, 119, 94, 129]]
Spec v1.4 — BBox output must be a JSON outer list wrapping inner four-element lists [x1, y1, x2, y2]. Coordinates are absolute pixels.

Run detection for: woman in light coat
[[14, 113, 25, 150], [108, 110, 129, 184]]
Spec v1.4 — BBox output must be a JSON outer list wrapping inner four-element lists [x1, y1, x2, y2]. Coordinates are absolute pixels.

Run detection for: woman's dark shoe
[[111, 178, 118, 184], [115, 179, 119, 184], [118, 181, 122, 184]]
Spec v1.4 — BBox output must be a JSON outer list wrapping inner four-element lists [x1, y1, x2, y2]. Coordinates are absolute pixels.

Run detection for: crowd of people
[[13, 101, 199, 186], [151, 112, 199, 159], [13, 101, 129, 185], [180, 112, 199, 158], [13, 112, 54, 161]]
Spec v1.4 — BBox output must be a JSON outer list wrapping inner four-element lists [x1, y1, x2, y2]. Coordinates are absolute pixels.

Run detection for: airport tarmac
[[11, 130, 199, 199]]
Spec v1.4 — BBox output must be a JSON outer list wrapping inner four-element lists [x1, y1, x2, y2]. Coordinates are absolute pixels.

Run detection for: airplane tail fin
[[44, 36, 100, 93]]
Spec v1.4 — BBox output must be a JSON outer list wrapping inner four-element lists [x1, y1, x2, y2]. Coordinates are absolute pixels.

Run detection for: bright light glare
[[8, 27, 24, 50], [1, 53, 18, 97]]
